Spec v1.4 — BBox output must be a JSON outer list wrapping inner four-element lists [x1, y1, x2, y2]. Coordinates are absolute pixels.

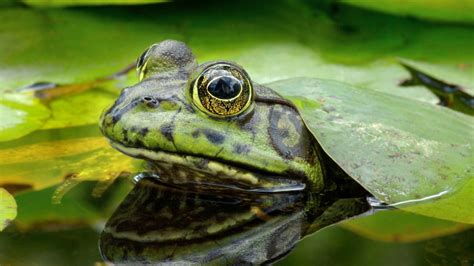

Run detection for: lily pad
[[405, 178, 474, 224], [0, 188, 17, 231], [269, 78, 473, 223], [0, 92, 50, 142], [42, 88, 119, 130], [0, 125, 141, 194]]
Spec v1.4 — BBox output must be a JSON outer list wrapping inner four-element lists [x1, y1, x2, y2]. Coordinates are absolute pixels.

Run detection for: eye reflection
[[207, 76, 242, 100]]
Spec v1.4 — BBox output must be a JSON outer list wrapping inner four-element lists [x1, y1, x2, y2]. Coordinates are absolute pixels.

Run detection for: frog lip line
[[109, 140, 306, 192]]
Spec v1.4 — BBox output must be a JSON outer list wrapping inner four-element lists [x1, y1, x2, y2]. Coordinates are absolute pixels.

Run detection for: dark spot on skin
[[268, 105, 312, 160], [160, 108, 181, 148], [122, 128, 130, 143], [160, 123, 175, 143], [279, 128, 289, 138], [202, 129, 225, 145], [237, 111, 260, 141], [140, 127, 149, 137], [191, 130, 200, 138], [233, 144, 251, 154]]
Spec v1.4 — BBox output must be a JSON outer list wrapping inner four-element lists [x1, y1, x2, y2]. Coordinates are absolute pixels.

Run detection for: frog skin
[[100, 40, 325, 193]]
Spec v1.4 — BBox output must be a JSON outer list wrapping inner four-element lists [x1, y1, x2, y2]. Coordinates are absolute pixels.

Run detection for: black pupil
[[207, 76, 242, 99]]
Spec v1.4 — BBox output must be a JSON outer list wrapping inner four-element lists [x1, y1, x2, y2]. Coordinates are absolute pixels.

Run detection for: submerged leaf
[[342, 210, 470, 242], [13, 178, 132, 230], [269, 78, 473, 222]]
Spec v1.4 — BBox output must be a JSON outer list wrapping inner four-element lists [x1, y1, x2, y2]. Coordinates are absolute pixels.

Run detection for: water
[[1, 176, 472, 265]]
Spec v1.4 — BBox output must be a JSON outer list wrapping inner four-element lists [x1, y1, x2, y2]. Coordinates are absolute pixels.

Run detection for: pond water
[[1, 176, 473, 265]]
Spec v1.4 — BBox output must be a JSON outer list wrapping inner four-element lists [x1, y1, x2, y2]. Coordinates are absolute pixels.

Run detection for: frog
[[100, 40, 473, 206], [100, 40, 331, 193]]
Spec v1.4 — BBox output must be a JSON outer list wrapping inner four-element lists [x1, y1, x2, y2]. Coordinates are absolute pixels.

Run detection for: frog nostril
[[141, 96, 159, 108]]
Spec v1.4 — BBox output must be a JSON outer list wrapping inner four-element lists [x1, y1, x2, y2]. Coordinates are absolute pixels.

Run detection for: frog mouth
[[110, 141, 306, 193]]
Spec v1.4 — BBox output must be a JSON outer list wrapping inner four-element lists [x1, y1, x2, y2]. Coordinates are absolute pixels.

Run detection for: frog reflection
[[99, 176, 370, 264]]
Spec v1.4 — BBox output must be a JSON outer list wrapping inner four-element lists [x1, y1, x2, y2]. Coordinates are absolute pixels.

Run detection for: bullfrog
[[100, 40, 329, 193], [100, 40, 473, 206]]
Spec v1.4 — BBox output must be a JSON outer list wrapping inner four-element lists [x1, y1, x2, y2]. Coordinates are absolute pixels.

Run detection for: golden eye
[[190, 62, 254, 117]]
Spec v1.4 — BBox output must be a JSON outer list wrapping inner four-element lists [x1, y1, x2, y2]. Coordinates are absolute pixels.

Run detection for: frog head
[[100, 40, 323, 192]]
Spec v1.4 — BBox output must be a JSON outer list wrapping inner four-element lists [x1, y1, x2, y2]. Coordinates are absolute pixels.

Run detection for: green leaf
[[0, 125, 141, 193], [405, 178, 474, 224], [342, 210, 470, 243], [341, 0, 474, 24], [0, 92, 50, 142], [0, 188, 17, 231], [268, 78, 473, 223], [42, 88, 119, 130], [0, 2, 472, 93]]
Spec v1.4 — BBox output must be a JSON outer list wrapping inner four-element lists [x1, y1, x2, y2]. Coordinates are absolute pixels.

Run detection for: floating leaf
[[0, 92, 50, 142], [42, 88, 119, 129], [405, 178, 474, 224], [0, 188, 17, 231], [0, 125, 141, 194], [269, 78, 474, 223]]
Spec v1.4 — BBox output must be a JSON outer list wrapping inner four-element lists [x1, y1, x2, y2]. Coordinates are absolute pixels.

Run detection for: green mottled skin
[[100, 40, 324, 192]]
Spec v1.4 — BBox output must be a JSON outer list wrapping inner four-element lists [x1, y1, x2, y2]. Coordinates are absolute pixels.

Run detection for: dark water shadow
[[99, 177, 371, 264]]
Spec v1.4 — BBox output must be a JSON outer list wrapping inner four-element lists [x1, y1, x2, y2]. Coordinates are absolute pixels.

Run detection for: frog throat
[[110, 141, 306, 193]]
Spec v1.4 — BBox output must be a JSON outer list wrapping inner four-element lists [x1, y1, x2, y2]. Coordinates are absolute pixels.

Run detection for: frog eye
[[190, 62, 254, 117], [136, 45, 155, 81]]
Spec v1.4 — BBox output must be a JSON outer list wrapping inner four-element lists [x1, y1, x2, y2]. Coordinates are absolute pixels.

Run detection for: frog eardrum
[[190, 62, 254, 117]]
